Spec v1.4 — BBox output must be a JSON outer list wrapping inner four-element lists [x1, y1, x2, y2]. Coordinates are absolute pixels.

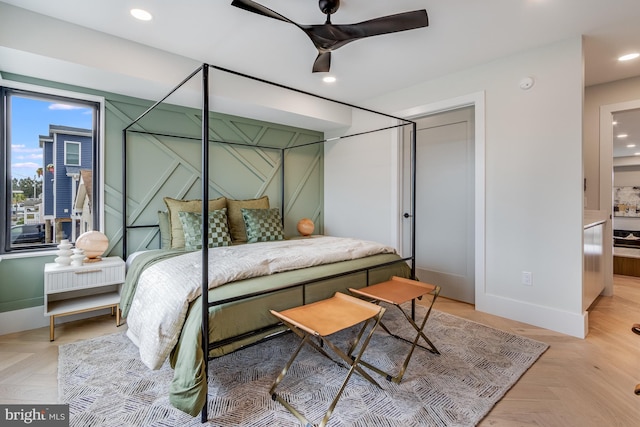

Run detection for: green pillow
[[178, 208, 231, 251], [241, 208, 284, 243]]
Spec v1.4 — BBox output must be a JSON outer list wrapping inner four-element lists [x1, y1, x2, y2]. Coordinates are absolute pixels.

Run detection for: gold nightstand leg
[[49, 316, 55, 341]]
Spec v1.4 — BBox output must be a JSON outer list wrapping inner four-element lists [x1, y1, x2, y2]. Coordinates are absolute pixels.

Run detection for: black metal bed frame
[[122, 63, 418, 422]]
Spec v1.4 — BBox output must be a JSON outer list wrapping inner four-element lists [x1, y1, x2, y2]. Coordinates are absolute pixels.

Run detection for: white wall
[[325, 37, 588, 337], [614, 165, 640, 188], [324, 110, 400, 247]]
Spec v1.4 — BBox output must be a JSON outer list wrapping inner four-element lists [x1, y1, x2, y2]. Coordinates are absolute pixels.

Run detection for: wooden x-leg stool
[[269, 292, 385, 427], [349, 276, 440, 384]]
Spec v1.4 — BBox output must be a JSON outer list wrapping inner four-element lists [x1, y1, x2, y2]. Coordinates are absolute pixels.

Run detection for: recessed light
[[635, 152, 640, 156], [613, 121, 618, 125], [131, 8, 153, 21], [619, 53, 640, 61], [627, 144, 637, 148], [322, 76, 337, 83], [617, 133, 628, 138]]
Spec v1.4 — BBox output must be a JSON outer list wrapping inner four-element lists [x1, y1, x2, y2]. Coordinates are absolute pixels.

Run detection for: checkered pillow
[[241, 208, 285, 243], [178, 208, 231, 251]]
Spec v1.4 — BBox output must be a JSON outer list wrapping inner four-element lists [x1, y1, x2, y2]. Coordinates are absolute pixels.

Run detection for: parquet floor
[[1, 276, 639, 426]]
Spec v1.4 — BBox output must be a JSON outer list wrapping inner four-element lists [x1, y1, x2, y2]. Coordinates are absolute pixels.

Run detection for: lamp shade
[[297, 218, 314, 236], [75, 230, 109, 260]]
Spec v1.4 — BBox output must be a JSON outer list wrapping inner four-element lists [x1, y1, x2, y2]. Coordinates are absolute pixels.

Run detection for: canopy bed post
[[410, 120, 417, 319], [121, 128, 128, 259], [201, 64, 211, 423], [410, 120, 417, 280], [280, 148, 285, 230]]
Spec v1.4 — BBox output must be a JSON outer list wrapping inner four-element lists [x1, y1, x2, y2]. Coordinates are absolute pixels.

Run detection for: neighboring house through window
[[40, 126, 94, 243], [0, 83, 103, 253]]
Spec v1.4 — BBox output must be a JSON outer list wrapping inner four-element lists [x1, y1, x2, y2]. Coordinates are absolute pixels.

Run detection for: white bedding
[[125, 236, 396, 369]]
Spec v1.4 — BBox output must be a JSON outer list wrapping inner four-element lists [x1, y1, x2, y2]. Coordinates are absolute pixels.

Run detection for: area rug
[[58, 306, 548, 427]]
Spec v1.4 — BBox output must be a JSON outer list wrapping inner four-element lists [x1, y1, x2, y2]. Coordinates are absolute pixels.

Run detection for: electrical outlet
[[522, 271, 533, 286]]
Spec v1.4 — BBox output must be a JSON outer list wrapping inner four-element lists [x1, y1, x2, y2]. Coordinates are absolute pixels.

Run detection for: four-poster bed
[[120, 63, 418, 421]]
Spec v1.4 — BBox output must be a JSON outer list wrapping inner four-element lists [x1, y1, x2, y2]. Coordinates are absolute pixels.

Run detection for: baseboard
[[0, 305, 112, 336], [475, 293, 588, 339]]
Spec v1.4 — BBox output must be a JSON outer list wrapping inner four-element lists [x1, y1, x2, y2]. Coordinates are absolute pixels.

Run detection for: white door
[[403, 107, 475, 303]]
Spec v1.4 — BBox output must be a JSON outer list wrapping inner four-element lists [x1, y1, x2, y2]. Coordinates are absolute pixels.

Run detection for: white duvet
[[125, 236, 396, 369]]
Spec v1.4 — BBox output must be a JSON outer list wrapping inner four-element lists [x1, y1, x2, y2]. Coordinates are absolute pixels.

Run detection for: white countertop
[[614, 246, 640, 259]]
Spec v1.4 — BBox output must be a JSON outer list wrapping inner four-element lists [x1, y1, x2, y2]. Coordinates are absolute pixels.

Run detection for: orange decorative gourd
[[297, 218, 314, 236]]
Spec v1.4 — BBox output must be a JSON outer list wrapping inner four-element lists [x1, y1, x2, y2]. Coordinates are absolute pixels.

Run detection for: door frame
[[599, 98, 640, 297], [393, 92, 486, 306]]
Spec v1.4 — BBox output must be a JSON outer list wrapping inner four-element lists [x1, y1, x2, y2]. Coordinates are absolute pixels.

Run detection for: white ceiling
[[2, 0, 640, 105]]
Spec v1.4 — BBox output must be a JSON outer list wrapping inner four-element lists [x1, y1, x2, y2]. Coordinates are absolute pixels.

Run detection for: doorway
[[600, 100, 640, 291], [599, 99, 640, 296], [403, 107, 475, 303]]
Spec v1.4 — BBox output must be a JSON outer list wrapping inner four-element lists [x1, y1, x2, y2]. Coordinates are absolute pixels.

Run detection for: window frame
[[64, 140, 81, 166], [0, 80, 105, 256]]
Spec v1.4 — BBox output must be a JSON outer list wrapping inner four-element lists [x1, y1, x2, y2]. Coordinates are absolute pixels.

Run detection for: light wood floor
[[1, 276, 640, 426]]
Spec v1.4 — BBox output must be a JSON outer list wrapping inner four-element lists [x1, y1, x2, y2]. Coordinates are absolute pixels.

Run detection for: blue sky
[[11, 96, 93, 181]]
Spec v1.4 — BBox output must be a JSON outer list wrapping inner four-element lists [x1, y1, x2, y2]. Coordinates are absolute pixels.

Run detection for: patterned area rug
[[58, 306, 548, 427]]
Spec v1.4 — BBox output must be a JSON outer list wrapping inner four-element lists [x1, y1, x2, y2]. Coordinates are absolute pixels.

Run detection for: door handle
[[403, 212, 412, 218]]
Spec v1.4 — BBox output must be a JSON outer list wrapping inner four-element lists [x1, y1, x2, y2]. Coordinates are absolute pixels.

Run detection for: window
[[1, 84, 103, 253], [64, 141, 81, 166]]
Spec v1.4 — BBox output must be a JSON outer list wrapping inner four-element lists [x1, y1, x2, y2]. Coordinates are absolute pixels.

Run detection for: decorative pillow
[[178, 208, 231, 251], [227, 196, 269, 242], [163, 196, 227, 249], [158, 210, 171, 250], [241, 208, 284, 243]]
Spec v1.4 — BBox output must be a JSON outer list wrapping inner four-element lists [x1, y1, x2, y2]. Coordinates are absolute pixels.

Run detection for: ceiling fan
[[231, 0, 429, 73]]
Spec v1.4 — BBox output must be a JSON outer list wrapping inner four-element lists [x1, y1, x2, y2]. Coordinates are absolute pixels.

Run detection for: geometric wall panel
[[106, 95, 324, 255]]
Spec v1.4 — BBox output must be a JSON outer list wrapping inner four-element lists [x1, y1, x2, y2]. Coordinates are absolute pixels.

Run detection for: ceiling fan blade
[[302, 9, 428, 52], [349, 9, 429, 38], [231, 0, 295, 25], [312, 52, 331, 73]]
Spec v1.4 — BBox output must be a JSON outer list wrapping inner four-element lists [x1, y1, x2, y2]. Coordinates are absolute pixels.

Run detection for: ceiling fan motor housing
[[319, 0, 340, 15]]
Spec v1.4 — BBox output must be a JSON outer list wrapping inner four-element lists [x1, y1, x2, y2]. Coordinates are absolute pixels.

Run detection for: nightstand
[[44, 256, 125, 341]]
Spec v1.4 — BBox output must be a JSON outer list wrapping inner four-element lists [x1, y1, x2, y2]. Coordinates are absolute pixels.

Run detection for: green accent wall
[[0, 72, 324, 313]]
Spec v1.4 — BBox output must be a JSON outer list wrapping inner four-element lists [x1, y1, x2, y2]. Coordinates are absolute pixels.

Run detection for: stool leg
[[398, 304, 440, 355], [356, 288, 441, 384], [289, 327, 337, 364], [270, 334, 315, 427], [389, 307, 437, 383], [318, 308, 385, 427], [270, 334, 310, 396], [377, 319, 394, 336], [388, 290, 440, 383], [346, 317, 374, 356], [324, 333, 381, 389]]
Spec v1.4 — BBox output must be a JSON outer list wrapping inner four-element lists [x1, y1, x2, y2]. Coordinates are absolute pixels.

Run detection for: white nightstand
[[44, 256, 125, 341]]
